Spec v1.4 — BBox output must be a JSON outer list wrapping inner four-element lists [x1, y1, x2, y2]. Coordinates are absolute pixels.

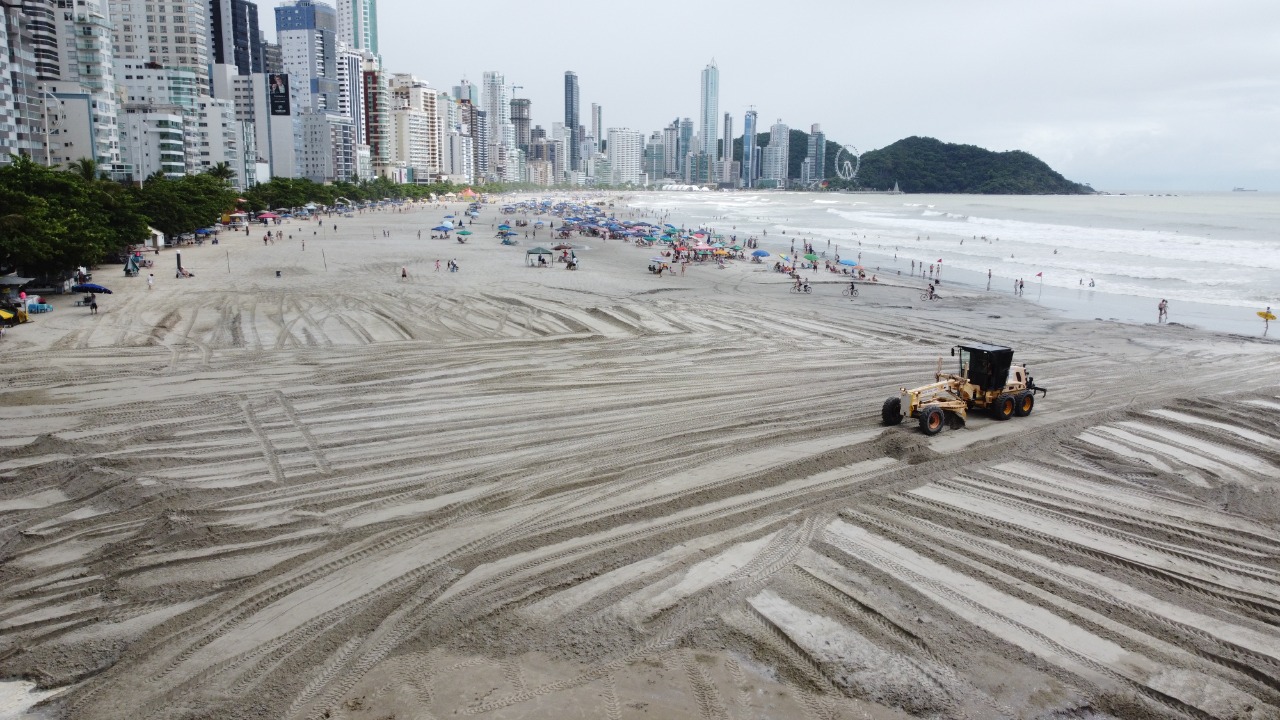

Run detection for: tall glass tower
[[741, 109, 758, 188], [698, 60, 719, 161], [564, 71, 580, 171]]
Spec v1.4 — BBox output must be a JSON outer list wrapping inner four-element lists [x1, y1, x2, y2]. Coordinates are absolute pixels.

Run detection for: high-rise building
[[590, 102, 602, 153], [761, 119, 789, 187], [337, 0, 378, 57], [452, 79, 477, 104], [210, 0, 265, 76], [661, 123, 679, 177], [606, 127, 642, 186], [275, 0, 339, 112], [35, 0, 125, 177], [481, 70, 512, 180], [108, 0, 210, 87], [511, 97, 530, 150], [1, 3, 41, 162], [801, 123, 826, 185], [643, 131, 664, 183], [698, 60, 718, 157], [563, 70, 579, 171], [677, 117, 692, 176], [262, 42, 283, 74], [362, 59, 389, 172], [720, 112, 734, 184], [741, 109, 758, 188], [387, 73, 437, 183]]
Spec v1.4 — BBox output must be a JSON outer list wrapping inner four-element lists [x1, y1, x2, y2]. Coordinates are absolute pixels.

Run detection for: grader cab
[[881, 343, 1047, 435]]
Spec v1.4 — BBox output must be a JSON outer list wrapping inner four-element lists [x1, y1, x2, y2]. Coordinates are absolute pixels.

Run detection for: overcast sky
[[259, 0, 1280, 191]]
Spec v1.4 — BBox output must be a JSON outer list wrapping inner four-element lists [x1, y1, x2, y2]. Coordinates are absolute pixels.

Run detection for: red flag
[[936, 258, 942, 263], [1035, 272, 1043, 277]]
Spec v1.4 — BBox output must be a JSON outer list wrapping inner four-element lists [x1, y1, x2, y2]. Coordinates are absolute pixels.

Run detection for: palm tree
[[206, 162, 236, 184], [67, 157, 101, 182]]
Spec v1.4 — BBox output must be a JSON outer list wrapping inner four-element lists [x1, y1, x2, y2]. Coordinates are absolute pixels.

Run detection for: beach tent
[[461, 188, 478, 198], [526, 247, 553, 266]]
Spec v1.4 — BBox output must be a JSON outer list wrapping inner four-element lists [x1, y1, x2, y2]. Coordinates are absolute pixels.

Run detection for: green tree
[[205, 162, 237, 184], [0, 155, 147, 275], [135, 173, 237, 239]]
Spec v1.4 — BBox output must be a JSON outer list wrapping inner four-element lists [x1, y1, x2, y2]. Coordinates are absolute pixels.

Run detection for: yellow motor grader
[[881, 343, 1046, 435]]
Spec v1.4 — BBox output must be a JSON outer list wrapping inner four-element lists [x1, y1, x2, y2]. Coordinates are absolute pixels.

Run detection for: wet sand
[[2, 196, 1279, 720]]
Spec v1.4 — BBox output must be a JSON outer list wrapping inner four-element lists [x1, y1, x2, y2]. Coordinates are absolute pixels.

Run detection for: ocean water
[[627, 191, 1280, 334]]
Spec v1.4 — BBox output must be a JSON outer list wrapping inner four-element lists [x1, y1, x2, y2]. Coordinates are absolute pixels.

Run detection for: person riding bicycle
[[926, 282, 936, 300]]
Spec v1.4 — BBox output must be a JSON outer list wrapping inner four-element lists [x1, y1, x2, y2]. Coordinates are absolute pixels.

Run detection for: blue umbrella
[[751, 250, 770, 257], [433, 225, 452, 232], [838, 259, 859, 266], [72, 283, 112, 294]]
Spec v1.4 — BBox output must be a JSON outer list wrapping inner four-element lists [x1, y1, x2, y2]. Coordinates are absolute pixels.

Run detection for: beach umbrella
[[444, 214, 455, 218], [804, 253, 818, 262], [457, 229, 472, 236], [650, 257, 668, 263], [751, 250, 770, 257], [72, 283, 112, 294], [838, 259, 859, 266], [433, 225, 452, 232], [552, 244, 574, 250]]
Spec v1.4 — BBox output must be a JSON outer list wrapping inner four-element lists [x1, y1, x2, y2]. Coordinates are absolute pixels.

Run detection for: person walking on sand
[[89, 298, 98, 314], [401, 266, 408, 281], [1158, 299, 1168, 323], [147, 273, 154, 290], [435, 259, 441, 272]]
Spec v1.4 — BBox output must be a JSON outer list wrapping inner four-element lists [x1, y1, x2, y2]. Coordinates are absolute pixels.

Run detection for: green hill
[[733, 133, 1091, 194], [852, 136, 1091, 194]]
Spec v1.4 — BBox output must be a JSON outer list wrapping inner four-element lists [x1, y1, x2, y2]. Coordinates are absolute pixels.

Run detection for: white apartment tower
[[606, 127, 642, 186], [698, 60, 718, 160], [337, 0, 377, 57], [761, 119, 789, 187], [387, 73, 438, 183], [108, 0, 210, 87]]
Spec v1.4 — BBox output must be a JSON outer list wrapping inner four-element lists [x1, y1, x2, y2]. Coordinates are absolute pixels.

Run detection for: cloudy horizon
[[259, 0, 1279, 192]]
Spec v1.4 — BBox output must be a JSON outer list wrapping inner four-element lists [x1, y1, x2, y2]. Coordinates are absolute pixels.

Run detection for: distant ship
[[1232, 187, 1257, 192]]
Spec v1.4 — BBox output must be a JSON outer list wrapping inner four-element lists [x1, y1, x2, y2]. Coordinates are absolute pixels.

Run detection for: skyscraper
[[721, 112, 734, 184], [337, 0, 378, 56], [564, 71, 579, 171], [698, 60, 718, 165], [606, 128, 643, 185], [741, 109, 758, 188], [275, 0, 339, 112], [677, 117, 692, 177], [109, 0, 211, 86], [210, 0, 265, 75], [590, 102, 602, 153], [761, 119, 789, 187], [802, 123, 826, 185], [482, 70, 512, 180], [511, 98, 531, 150]]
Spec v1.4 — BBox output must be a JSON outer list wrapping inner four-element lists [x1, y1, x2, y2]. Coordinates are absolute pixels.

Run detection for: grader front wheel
[[918, 406, 945, 435], [881, 397, 904, 426]]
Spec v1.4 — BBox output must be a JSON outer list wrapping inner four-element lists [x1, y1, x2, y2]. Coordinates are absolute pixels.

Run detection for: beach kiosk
[[526, 247, 553, 268]]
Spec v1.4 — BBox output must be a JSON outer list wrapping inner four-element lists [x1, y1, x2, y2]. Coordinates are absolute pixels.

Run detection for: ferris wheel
[[834, 145, 861, 182]]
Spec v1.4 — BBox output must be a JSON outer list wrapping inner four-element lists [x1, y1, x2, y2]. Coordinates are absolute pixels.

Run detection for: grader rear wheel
[[1014, 391, 1035, 417]]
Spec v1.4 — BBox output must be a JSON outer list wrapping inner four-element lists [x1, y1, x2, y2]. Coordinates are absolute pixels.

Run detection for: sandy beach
[[2, 195, 1280, 720]]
